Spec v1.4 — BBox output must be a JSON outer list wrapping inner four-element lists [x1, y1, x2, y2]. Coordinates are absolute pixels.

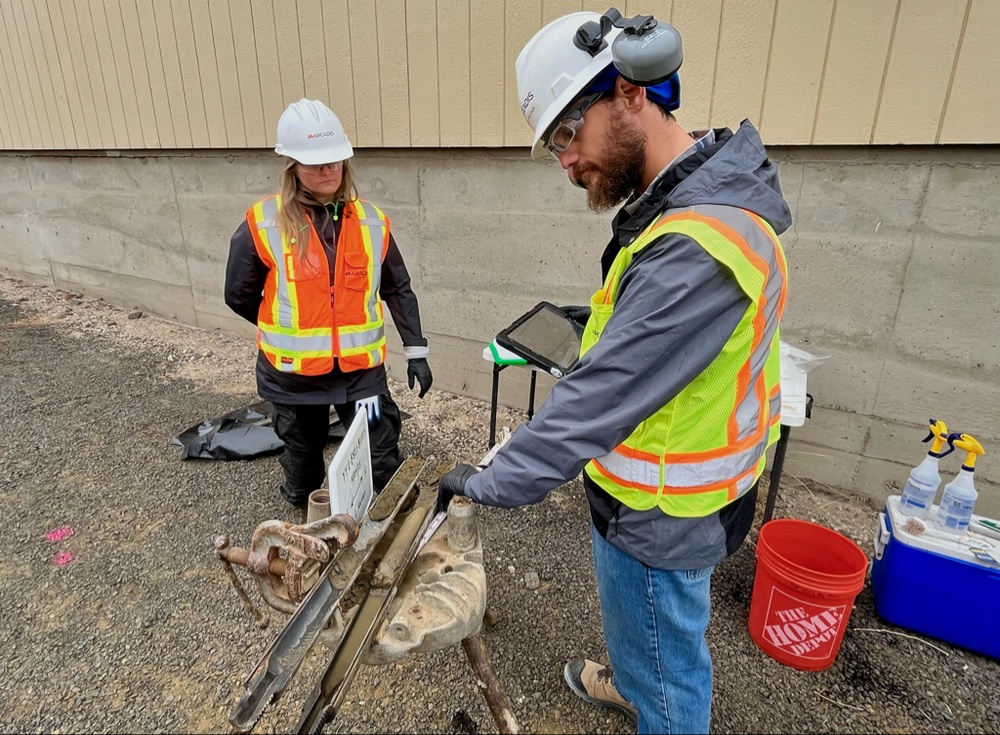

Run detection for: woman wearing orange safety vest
[[225, 99, 432, 509]]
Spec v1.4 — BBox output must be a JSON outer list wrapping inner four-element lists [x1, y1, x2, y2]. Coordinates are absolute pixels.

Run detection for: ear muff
[[573, 7, 683, 87]]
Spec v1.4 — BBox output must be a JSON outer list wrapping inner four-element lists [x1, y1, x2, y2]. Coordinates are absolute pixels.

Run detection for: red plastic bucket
[[748, 518, 869, 671]]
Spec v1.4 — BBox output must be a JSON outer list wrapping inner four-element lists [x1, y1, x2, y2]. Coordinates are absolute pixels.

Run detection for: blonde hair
[[276, 158, 359, 257]]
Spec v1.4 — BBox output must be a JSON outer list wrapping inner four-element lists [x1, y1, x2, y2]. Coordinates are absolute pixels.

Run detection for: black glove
[[407, 358, 433, 398], [561, 305, 591, 337], [561, 305, 591, 325], [437, 463, 477, 513]]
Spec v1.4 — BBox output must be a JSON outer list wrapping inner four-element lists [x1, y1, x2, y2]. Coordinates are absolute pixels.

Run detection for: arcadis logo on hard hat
[[307, 130, 337, 139]]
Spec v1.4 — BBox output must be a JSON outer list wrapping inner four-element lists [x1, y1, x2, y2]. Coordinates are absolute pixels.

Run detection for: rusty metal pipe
[[461, 634, 520, 734]]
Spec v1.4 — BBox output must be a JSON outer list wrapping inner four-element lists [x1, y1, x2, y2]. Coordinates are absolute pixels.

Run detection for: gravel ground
[[1, 273, 998, 735]]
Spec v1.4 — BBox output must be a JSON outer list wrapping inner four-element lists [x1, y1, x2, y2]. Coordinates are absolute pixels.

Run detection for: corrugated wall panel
[[759, 0, 834, 145], [711, 0, 775, 132], [504, 0, 541, 147], [208, 0, 248, 147], [149, 0, 193, 147], [377, 0, 412, 146], [297, 0, 329, 103], [349, 0, 383, 147], [190, 0, 230, 147], [100, 0, 145, 147], [321, 0, 358, 144], [813, 0, 898, 145], [938, 0, 1000, 143], [873, 0, 967, 144], [13, 0, 61, 146], [23, 0, 76, 148], [437, 0, 470, 147], [0, 0, 996, 149], [171, 0, 212, 147], [0, 49, 14, 148], [250, 0, 285, 148], [543, 0, 580, 25], [671, 0, 722, 131], [118, 0, 163, 149], [135, 0, 177, 147], [470, 0, 504, 146], [273, 0, 306, 116], [0, 2, 28, 147], [407, 0, 440, 147], [625, 1, 672, 22], [86, 0, 133, 146], [73, 0, 117, 148], [42, 0, 85, 148], [228, 0, 267, 147], [54, 0, 101, 148], [3, 0, 46, 147]]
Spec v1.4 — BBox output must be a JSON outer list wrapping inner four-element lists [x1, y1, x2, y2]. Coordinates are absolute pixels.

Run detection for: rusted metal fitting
[[216, 514, 360, 618]]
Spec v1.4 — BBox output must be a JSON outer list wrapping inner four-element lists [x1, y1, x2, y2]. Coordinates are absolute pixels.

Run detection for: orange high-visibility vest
[[246, 195, 390, 375], [580, 204, 788, 517]]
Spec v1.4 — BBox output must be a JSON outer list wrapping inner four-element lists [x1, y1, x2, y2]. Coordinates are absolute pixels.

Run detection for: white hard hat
[[274, 99, 354, 165], [516, 12, 622, 160]]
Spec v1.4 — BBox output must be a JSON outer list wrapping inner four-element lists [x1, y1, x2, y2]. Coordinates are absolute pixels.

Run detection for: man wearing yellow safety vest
[[438, 10, 789, 734], [226, 99, 432, 510]]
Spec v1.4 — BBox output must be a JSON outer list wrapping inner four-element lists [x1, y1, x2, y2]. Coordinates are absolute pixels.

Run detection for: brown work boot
[[563, 658, 637, 725]]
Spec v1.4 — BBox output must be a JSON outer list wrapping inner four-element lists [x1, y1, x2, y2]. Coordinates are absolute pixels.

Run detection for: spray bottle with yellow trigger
[[933, 433, 986, 535], [898, 419, 953, 519]]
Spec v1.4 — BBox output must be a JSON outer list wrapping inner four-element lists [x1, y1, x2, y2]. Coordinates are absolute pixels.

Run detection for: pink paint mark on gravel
[[53, 551, 76, 566], [45, 526, 75, 543]]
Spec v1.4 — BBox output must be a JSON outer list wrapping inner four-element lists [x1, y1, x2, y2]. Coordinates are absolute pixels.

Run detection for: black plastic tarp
[[171, 401, 345, 460]]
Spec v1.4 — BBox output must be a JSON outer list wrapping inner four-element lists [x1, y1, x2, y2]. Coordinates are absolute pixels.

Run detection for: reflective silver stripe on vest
[[255, 196, 295, 329], [258, 329, 334, 353], [693, 204, 785, 444], [338, 326, 384, 350], [596, 429, 772, 490], [353, 200, 385, 324]]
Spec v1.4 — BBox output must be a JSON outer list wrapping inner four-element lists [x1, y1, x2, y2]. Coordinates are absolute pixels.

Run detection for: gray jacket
[[464, 120, 792, 570]]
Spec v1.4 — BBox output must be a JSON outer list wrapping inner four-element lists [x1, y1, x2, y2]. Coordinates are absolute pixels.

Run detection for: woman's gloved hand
[[407, 358, 433, 398]]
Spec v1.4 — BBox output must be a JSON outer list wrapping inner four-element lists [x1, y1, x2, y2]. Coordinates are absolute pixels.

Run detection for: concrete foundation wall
[[2, 147, 998, 515]]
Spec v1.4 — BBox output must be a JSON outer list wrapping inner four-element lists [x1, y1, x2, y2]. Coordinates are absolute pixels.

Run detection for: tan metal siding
[[759, 0, 835, 145], [378, 0, 411, 146], [437, 0, 470, 146], [671, 0, 722, 132], [407, 0, 440, 146], [470, 0, 504, 146], [872, 0, 968, 144], [321, 0, 357, 144], [939, 0, 1000, 143], [2, 0, 997, 150], [812, 0, 898, 145]]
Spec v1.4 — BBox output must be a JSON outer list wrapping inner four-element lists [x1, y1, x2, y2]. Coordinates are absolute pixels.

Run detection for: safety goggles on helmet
[[543, 91, 609, 159]]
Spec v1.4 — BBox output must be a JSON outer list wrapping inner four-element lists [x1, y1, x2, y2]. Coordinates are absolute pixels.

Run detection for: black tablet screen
[[501, 304, 581, 375]]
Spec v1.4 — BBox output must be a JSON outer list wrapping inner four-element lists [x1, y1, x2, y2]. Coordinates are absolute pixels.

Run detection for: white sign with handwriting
[[327, 411, 373, 521]]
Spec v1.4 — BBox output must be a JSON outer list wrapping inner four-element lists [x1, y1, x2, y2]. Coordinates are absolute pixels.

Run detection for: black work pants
[[271, 393, 402, 507]]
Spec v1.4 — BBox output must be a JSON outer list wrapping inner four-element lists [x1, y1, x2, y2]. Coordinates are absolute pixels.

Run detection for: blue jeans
[[591, 524, 714, 734]]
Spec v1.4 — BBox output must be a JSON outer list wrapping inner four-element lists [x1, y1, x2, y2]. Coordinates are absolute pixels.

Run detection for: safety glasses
[[298, 160, 344, 174], [543, 91, 608, 160]]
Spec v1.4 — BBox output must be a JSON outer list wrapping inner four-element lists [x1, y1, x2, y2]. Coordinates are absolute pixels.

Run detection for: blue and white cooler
[[871, 495, 1000, 660]]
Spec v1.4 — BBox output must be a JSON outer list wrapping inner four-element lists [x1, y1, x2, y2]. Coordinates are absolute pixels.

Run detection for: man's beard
[[577, 107, 646, 213]]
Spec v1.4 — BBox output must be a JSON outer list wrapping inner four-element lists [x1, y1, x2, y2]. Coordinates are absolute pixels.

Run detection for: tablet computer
[[495, 301, 582, 378]]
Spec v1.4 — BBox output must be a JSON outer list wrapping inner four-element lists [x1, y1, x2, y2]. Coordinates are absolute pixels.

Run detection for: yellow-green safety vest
[[581, 204, 788, 518]]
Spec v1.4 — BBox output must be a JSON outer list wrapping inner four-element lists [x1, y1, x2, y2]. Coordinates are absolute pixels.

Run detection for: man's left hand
[[436, 463, 477, 513], [407, 358, 433, 398]]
